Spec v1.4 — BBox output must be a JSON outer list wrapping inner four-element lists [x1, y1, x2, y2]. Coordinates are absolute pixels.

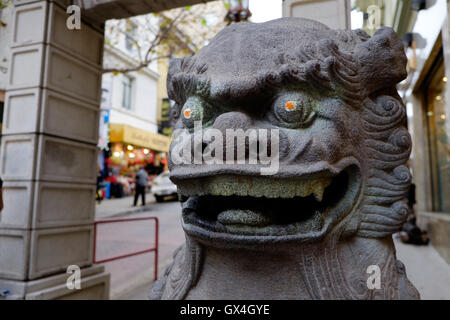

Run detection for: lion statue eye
[[273, 95, 317, 128], [181, 97, 206, 129]]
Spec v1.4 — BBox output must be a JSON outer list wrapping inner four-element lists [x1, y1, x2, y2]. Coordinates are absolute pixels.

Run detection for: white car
[[151, 171, 178, 202]]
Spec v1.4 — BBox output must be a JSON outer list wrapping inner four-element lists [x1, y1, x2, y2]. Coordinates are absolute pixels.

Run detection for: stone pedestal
[[0, 0, 109, 299]]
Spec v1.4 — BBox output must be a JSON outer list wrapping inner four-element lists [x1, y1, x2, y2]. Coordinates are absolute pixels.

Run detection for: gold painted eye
[[284, 101, 296, 111], [183, 108, 192, 119], [181, 96, 215, 129], [273, 95, 317, 128]]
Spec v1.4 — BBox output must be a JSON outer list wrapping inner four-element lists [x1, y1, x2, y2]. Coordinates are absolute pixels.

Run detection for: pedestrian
[[96, 165, 104, 204], [133, 166, 148, 206]]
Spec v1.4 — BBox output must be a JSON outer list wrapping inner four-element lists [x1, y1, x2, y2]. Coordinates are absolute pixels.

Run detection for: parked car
[[151, 171, 178, 202]]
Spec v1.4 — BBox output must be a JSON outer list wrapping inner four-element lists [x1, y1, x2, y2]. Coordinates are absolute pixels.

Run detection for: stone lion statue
[[150, 18, 419, 300]]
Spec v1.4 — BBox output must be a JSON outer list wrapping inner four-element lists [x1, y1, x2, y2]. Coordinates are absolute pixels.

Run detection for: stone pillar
[[282, 0, 351, 29], [0, 0, 109, 299]]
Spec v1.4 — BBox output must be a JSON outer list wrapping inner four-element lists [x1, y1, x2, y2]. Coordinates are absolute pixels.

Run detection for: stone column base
[[0, 265, 109, 300]]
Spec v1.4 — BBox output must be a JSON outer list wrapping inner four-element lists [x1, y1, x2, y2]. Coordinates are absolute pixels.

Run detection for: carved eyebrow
[[171, 70, 331, 107], [170, 60, 361, 111]]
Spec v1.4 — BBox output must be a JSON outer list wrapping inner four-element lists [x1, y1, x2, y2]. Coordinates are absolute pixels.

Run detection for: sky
[[249, 0, 283, 23], [248, 0, 362, 28]]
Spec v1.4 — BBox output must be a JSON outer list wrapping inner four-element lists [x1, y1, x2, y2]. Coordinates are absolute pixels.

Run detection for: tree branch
[[102, 10, 186, 74]]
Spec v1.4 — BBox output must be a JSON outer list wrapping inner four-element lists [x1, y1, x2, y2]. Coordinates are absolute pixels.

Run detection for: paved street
[[95, 192, 163, 219], [94, 198, 185, 299]]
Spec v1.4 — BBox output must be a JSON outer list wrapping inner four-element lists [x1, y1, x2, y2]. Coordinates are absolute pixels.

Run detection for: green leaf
[[185, 5, 191, 11], [0, 1, 11, 9], [201, 19, 207, 25]]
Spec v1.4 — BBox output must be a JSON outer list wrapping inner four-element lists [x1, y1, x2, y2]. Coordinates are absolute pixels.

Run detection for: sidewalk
[[94, 198, 185, 299], [394, 237, 450, 300], [95, 193, 156, 219]]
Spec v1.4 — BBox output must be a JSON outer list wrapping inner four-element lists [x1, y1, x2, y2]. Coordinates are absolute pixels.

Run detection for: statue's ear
[[168, 57, 182, 78], [355, 27, 407, 94], [167, 58, 183, 102]]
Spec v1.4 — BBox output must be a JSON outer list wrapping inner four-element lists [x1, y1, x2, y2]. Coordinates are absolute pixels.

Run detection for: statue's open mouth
[[174, 163, 361, 244]]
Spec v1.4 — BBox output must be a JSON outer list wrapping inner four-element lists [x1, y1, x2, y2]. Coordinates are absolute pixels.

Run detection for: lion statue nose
[[210, 111, 277, 164], [212, 111, 254, 133]]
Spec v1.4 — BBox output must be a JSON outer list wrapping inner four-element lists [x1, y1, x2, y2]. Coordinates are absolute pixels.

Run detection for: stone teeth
[[295, 180, 312, 198], [311, 178, 332, 202], [177, 176, 333, 200], [217, 209, 272, 227], [313, 187, 324, 202]]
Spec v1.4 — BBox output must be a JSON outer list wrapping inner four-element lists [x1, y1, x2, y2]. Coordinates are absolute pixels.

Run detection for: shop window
[[122, 75, 133, 110], [423, 51, 450, 212]]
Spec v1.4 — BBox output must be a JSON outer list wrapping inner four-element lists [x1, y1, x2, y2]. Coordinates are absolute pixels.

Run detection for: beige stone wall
[[157, 58, 169, 123], [282, 0, 351, 29], [0, 0, 109, 299], [0, 3, 13, 91]]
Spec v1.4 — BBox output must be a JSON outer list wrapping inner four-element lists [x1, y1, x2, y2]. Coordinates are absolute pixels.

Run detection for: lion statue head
[[150, 18, 419, 300]]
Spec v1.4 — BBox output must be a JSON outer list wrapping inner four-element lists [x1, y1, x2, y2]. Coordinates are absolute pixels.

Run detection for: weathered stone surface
[[150, 18, 419, 300], [0, 0, 109, 299]]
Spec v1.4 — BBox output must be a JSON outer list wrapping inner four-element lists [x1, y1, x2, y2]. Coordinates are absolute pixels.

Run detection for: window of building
[[423, 50, 450, 212], [122, 75, 133, 110]]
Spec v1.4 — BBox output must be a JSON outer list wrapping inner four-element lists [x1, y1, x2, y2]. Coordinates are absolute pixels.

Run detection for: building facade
[[398, 0, 450, 265], [99, 18, 171, 198]]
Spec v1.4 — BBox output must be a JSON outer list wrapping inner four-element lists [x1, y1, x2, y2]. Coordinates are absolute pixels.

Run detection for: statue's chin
[[178, 164, 362, 246]]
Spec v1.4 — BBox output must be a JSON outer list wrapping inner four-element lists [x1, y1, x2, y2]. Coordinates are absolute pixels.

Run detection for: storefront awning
[[109, 123, 171, 153]]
